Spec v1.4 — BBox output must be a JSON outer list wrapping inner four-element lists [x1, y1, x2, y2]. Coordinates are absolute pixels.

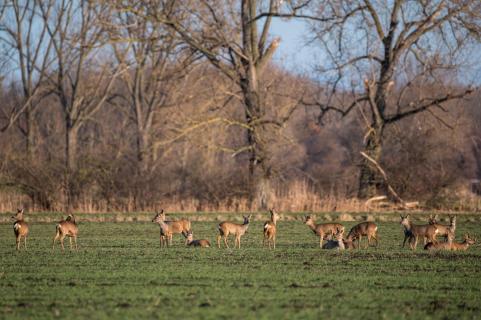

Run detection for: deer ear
[[160, 209, 164, 214]]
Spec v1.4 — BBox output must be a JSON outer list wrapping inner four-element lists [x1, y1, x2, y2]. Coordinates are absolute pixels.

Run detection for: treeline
[[0, 1, 480, 212]]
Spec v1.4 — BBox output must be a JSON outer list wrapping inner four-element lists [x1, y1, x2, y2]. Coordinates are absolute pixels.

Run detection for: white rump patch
[[13, 223, 21, 231]]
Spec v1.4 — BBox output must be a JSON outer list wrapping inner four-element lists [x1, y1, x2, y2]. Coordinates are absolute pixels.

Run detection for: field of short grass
[[1, 213, 481, 319]]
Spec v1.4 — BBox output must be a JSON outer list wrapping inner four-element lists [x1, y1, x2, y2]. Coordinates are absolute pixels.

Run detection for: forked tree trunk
[[357, 124, 385, 199]]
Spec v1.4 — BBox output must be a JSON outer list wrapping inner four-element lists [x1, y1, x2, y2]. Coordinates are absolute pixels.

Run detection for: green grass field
[[1, 214, 481, 319]]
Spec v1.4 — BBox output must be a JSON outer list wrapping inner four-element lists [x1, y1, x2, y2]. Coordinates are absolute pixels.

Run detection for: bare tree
[[0, 0, 55, 160], [118, 0, 307, 209], [305, 0, 480, 198], [38, 0, 127, 211], [108, 6, 196, 175]]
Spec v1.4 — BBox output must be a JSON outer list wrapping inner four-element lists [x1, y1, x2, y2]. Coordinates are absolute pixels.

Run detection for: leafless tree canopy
[[0, 0, 479, 212]]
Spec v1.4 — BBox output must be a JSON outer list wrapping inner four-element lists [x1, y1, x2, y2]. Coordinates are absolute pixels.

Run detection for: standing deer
[[53, 214, 78, 251], [303, 215, 344, 248], [12, 209, 29, 251], [152, 210, 191, 246], [186, 231, 211, 248], [152, 211, 173, 247], [346, 222, 378, 249], [428, 215, 456, 242], [400, 215, 438, 250], [263, 209, 280, 249], [217, 215, 251, 249]]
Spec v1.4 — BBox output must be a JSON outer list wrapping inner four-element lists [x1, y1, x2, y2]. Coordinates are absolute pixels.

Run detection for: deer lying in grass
[[303, 215, 344, 248], [217, 215, 251, 249], [400, 215, 438, 250], [12, 209, 29, 251], [152, 210, 191, 246], [425, 232, 476, 251], [263, 209, 279, 249], [186, 231, 211, 248], [322, 231, 347, 250], [450, 233, 476, 251], [53, 214, 78, 251], [428, 215, 456, 242], [346, 222, 378, 249]]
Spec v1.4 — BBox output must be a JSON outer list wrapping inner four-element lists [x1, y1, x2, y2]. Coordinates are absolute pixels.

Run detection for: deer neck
[[402, 221, 412, 232], [306, 221, 316, 231], [271, 216, 277, 226]]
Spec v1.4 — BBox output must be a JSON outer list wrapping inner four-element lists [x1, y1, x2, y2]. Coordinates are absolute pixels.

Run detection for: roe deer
[[450, 233, 476, 251], [346, 222, 378, 249], [425, 230, 455, 251], [322, 231, 346, 250], [303, 215, 344, 248], [428, 215, 456, 242], [53, 214, 78, 251], [186, 231, 211, 248], [152, 210, 191, 245], [217, 215, 251, 249], [12, 209, 29, 251], [263, 209, 280, 249], [400, 215, 438, 250], [152, 212, 173, 247]]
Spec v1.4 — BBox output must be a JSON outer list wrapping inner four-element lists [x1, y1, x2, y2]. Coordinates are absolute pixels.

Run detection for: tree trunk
[[357, 124, 385, 199], [25, 104, 35, 162], [241, 76, 272, 210], [65, 120, 79, 212], [136, 129, 151, 175]]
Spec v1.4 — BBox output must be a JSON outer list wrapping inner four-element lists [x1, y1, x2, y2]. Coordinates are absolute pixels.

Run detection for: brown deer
[[346, 222, 378, 249], [263, 209, 280, 249], [424, 230, 455, 251], [12, 209, 29, 251], [152, 212, 173, 247], [53, 214, 78, 251], [303, 215, 344, 248], [186, 231, 211, 248], [450, 233, 476, 251], [400, 215, 438, 250], [152, 210, 191, 246], [217, 215, 251, 249], [428, 215, 456, 242]]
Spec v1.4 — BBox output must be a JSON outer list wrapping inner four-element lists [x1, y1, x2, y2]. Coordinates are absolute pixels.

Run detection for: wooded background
[[0, 0, 480, 212]]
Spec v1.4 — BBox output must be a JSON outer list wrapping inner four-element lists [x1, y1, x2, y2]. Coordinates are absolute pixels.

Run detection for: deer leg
[[53, 232, 60, 250], [372, 234, 379, 247], [412, 236, 418, 250], [60, 235, 65, 251], [74, 236, 78, 250], [402, 234, 408, 248], [273, 235, 276, 250], [69, 237, 73, 250], [216, 234, 221, 248], [319, 233, 323, 248], [224, 235, 229, 249], [16, 236, 20, 251]]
